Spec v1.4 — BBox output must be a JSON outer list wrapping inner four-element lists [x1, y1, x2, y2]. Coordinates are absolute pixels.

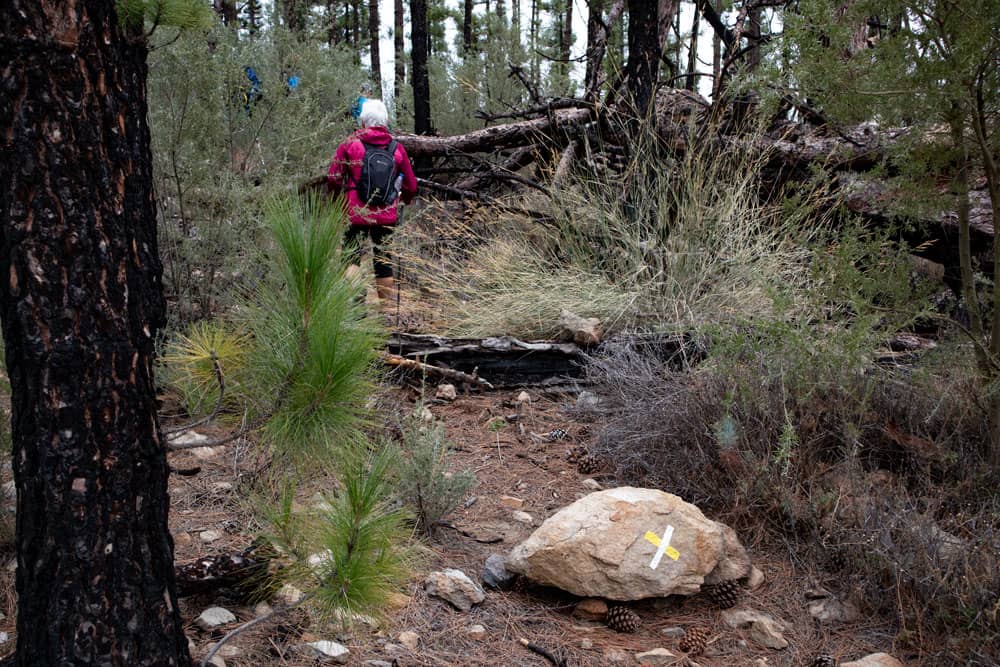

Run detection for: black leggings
[[344, 225, 395, 279]]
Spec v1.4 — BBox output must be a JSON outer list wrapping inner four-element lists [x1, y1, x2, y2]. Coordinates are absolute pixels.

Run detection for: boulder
[[840, 654, 905, 667], [507, 487, 750, 600], [721, 608, 789, 650], [425, 569, 486, 611]]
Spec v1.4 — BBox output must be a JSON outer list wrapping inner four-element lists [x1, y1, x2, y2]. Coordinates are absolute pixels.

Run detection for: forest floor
[[165, 386, 907, 667]]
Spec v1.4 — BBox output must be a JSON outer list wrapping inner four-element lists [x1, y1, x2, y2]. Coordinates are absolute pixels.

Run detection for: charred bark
[[0, 1, 189, 665]]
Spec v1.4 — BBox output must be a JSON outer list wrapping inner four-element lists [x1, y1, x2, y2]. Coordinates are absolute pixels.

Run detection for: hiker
[[350, 82, 373, 120], [242, 65, 263, 116], [327, 99, 417, 308]]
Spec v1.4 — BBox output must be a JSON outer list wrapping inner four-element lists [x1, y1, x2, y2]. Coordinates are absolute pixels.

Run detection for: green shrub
[[393, 408, 475, 535]]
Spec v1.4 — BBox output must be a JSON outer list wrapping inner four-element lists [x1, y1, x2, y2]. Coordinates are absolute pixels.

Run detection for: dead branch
[[381, 351, 495, 389]]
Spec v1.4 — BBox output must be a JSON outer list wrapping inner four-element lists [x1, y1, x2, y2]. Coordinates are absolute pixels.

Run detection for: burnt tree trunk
[[395, 0, 405, 101], [624, 0, 666, 117], [0, 1, 189, 665], [368, 0, 383, 97], [463, 0, 475, 53], [410, 0, 432, 170]]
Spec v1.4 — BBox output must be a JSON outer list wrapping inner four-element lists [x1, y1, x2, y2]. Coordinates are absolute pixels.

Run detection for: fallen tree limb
[[381, 351, 495, 389], [175, 551, 268, 598]]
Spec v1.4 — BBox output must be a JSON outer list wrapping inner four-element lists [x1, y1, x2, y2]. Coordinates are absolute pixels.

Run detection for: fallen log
[[175, 551, 268, 598]]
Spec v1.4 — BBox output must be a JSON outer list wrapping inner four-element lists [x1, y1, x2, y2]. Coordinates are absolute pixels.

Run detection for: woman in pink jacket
[[328, 99, 418, 306]]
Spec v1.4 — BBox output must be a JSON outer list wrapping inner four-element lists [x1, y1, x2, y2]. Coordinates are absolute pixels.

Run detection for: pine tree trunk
[[624, 0, 665, 117], [395, 0, 405, 101], [562, 0, 573, 84], [463, 0, 474, 53], [284, 0, 301, 33], [214, 0, 237, 26], [512, 0, 520, 35], [247, 0, 262, 36], [0, 1, 189, 664], [747, 6, 762, 69], [711, 0, 721, 97], [410, 0, 432, 139], [585, 0, 606, 92], [328, 0, 340, 46], [686, 4, 700, 90], [530, 0, 540, 81], [369, 0, 383, 97]]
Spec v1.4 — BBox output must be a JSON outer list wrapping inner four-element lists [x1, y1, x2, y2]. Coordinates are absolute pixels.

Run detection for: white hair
[[359, 99, 389, 128]]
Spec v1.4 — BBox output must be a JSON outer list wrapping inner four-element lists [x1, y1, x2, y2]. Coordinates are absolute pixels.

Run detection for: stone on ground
[[840, 654, 905, 667], [500, 495, 524, 509], [397, 631, 419, 650], [721, 608, 789, 650], [636, 648, 676, 665], [581, 478, 603, 490], [424, 569, 486, 611], [572, 598, 609, 621], [557, 309, 603, 347], [466, 624, 487, 640], [435, 383, 458, 401], [199, 529, 222, 543], [745, 565, 765, 591], [196, 606, 237, 630], [507, 487, 751, 600], [301, 640, 350, 664], [515, 391, 532, 404], [512, 510, 534, 525], [807, 596, 860, 624], [603, 647, 631, 663], [481, 554, 517, 590]]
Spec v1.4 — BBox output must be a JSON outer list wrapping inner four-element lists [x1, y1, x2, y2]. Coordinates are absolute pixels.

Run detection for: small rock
[[190, 446, 225, 460], [386, 592, 413, 609], [581, 478, 602, 491], [308, 550, 334, 570], [174, 532, 193, 547], [425, 569, 486, 611], [168, 431, 208, 447], [512, 511, 534, 525], [211, 482, 233, 492], [466, 624, 487, 640], [416, 405, 433, 423], [2, 481, 15, 499], [557, 309, 603, 347], [435, 384, 458, 401], [217, 645, 243, 658], [580, 638, 594, 649], [840, 653, 905, 667], [636, 648, 675, 665], [576, 391, 600, 410], [253, 602, 273, 617], [397, 631, 419, 650], [383, 643, 407, 657], [807, 597, 860, 624], [515, 391, 532, 404], [500, 495, 525, 509], [204, 657, 225, 667], [745, 565, 765, 591], [199, 529, 222, 543], [572, 598, 608, 621], [603, 647, 631, 663], [301, 640, 350, 664], [661, 626, 686, 638], [721, 608, 789, 650], [481, 554, 517, 590], [196, 606, 237, 630], [278, 583, 305, 605], [365, 662, 393, 667], [0, 632, 8, 644]]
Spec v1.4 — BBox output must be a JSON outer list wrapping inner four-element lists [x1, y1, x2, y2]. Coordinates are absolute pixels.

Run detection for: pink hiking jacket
[[327, 126, 418, 226]]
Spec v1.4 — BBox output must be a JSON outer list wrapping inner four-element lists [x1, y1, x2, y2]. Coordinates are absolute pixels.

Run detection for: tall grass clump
[[397, 121, 827, 338]]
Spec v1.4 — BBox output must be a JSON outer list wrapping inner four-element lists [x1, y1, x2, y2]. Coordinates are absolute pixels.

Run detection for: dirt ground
[[161, 387, 907, 667]]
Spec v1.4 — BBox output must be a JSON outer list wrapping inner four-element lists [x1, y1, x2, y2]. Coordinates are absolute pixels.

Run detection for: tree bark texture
[[368, 0, 383, 97], [623, 0, 672, 117], [463, 0, 474, 53], [394, 0, 405, 101], [0, 1, 189, 665], [410, 0, 432, 137]]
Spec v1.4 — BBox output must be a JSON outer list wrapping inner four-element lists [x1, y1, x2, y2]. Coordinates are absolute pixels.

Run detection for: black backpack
[[355, 140, 398, 206]]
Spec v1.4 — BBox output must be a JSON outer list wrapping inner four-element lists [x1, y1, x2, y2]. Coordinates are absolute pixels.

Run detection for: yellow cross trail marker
[[644, 526, 680, 569]]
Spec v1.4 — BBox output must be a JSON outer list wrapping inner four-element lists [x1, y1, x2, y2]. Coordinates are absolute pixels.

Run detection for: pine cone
[[605, 605, 640, 633], [679, 626, 709, 656], [566, 444, 588, 462], [809, 655, 838, 667], [704, 579, 742, 609], [577, 453, 601, 474]]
